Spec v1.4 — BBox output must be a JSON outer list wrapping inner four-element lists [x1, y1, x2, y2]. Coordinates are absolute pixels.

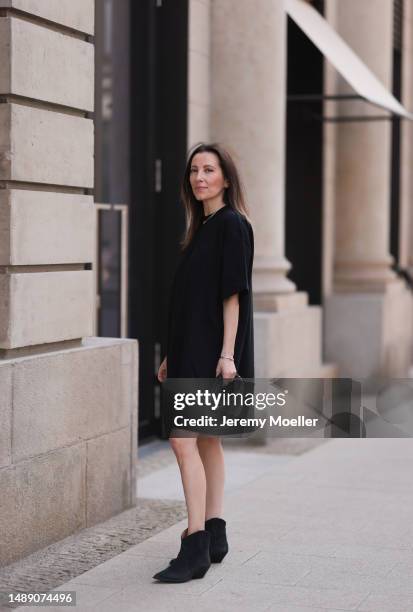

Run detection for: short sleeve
[[221, 214, 252, 300]]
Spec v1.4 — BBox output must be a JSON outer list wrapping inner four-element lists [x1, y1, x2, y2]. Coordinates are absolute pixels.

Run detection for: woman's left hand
[[216, 357, 237, 379]]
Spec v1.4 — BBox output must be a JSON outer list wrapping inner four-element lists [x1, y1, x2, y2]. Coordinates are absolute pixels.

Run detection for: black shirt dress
[[166, 205, 254, 380]]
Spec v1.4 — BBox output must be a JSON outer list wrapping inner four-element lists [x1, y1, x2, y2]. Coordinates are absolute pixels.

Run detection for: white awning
[[285, 0, 413, 120]]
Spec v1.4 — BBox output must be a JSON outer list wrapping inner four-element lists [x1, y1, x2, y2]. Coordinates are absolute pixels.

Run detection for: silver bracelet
[[220, 354, 234, 361]]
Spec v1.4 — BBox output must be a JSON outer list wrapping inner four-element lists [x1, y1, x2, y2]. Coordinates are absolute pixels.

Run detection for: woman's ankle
[[187, 525, 205, 535]]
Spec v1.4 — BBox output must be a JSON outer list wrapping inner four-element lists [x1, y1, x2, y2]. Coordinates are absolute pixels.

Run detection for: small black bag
[[209, 373, 258, 435]]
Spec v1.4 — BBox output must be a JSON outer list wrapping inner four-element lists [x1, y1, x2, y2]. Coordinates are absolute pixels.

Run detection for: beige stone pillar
[[210, 0, 335, 381], [0, 0, 138, 566], [211, 0, 297, 304], [404, 1, 413, 275], [188, 0, 211, 145], [402, 0, 413, 366], [330, 0, 397, 291], [324, 0, 413, 381]]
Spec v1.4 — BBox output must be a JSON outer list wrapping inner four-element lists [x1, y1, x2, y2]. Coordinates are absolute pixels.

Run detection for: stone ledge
[[0, 338, 138, 567], [86, 428, 135, 526], [0, 17, 94, 111], [11, 345, 128, 461], [0, 443, 87, 566], [0, 0, 94, 35], [324, 283, 413, 380], [0, 363, 12, 468], [254, 305, 323, 377], [0, 271, 94, 348], [0, 190, 95, 265], [0, 104, 93, 188]]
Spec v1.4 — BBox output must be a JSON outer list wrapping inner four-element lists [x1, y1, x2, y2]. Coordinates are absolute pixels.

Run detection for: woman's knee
[[169, 437, 198, 461], [197, 435, 222, 448]]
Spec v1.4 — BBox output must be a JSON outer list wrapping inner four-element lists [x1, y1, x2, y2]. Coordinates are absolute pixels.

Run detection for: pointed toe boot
[[169, 517, 228, 565], [153, 529, 211, 583]]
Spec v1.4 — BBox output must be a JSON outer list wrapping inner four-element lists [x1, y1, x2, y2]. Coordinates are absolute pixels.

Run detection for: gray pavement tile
[[238, 480, 404, 517], [137, 451, 295, 501], [14, 438, 412, 612], [222, 437, 328, 457], [296, 565, 413, 594], [385, 557, 413, 579], [196, 578, 369, 609], [354, 525, 413, 551], [261, 542, 340, 558], [265, 606, 352, 612], [227, 522, 295, 545], [85, 578, 227, 612], [275, 525, 368, 548], [297, 553, 397, 578], [68, 552, 223, 597], [95, 592, 244, 612], [357, 590, 413, 612], [239, 511, 370, 534], [230, 467, 308, 491], [213, 548, 397, 588], [224, 499, 370, 532], [346, 503, 413, 527], [215, 550, 312, 586], [297, 468, 413, 494], [1, 497, 187, 605], [91, 590, 202, 612], [281, 442, 413, 496], [117, 539, 184, 559], [288, 439, 413, 465], [323, 543, 413, 565]]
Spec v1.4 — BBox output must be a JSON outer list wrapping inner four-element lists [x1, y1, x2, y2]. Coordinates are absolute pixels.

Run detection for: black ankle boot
[[169, 518, 228, 565], [204, 517, 228, 562], [153, 530, 211, 583]]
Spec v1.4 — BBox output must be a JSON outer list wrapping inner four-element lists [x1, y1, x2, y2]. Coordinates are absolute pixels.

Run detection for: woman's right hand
[[158, 356, 167, 383]]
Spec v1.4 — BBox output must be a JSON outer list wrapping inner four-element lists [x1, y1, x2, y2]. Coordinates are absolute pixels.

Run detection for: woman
[[153, 142, 255, 583]]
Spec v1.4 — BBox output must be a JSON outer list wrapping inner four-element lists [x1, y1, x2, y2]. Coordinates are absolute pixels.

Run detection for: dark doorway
[[285, 1, 324, 305], [129, 0, 188, 439], [94, 0, 131, 337], [390, 0, 403, 264]]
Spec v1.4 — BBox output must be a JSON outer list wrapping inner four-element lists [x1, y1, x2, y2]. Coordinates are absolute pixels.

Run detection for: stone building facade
[[0, 1, 138, 567], [1, 0, 413, 566]]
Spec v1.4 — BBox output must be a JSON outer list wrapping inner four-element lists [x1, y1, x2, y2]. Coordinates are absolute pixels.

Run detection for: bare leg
[[169, 435, 206, 535], [196, 436, 225, 520]]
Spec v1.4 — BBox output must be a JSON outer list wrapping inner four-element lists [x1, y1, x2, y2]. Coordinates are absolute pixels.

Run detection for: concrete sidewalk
[[16, 438, 413, 611]]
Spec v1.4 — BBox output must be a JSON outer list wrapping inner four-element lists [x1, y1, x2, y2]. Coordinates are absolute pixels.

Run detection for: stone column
[[324, 0, 413, 381], [210, 0, 335, 380], [331, 0, 396, 291], [404, 1, 413, 275], [0, 0, 138, 566], [402, 0, 413, 366], [188, 0, 211, 145], [211, 0, 296, 303]]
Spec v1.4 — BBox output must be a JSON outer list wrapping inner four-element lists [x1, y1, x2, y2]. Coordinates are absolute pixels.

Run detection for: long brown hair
[[179, 142, 251, 250]]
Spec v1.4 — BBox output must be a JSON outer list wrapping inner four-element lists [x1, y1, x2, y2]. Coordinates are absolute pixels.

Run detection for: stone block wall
[[0, 337, 138, 567], [0, 0, 139, 566]]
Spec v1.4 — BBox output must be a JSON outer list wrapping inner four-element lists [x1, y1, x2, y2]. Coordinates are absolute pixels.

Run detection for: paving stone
[[196, 578, 368, 610], [7, 438, 412, 612], [296, 564, 413, 594], [0, 497, 186, 608], [357, 590, 413, 612]]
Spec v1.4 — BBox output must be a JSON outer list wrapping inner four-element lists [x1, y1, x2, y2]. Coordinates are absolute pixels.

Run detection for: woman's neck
[[202, 200, 226, 216]]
